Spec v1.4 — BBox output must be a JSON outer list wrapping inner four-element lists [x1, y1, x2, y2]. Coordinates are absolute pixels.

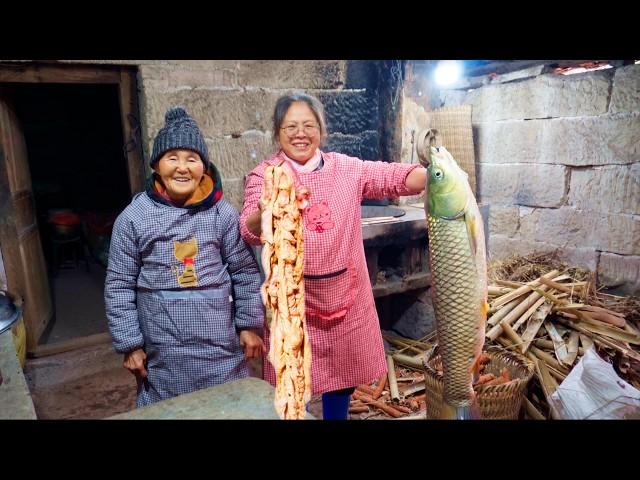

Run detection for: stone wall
[[434, 64, 640, 294], [132, 60, 382, 211], [53, 60, 384, 211]]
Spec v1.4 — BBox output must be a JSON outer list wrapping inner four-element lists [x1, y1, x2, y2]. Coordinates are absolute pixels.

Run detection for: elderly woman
[[105, 107, 264, 407], [240, 92, 427, 419]]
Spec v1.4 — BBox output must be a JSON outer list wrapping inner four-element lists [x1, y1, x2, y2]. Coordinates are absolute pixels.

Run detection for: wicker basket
[[423, 347, 535, 419]]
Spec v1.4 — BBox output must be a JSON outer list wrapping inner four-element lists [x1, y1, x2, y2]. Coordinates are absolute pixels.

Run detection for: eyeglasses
[[281, 123, 320, 137]]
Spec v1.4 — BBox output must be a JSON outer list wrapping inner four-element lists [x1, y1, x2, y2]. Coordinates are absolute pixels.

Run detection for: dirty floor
[[24, 342, 136, 419]]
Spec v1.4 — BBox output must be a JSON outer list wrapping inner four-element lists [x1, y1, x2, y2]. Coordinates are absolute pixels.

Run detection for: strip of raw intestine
[[260, 164, 311, 419]]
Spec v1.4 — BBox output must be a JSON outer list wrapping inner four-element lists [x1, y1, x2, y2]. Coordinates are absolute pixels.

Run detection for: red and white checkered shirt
[[240, 150, 421, 395]]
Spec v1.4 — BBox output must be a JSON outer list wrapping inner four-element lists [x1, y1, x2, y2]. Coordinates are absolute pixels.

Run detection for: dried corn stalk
[[261, 164, 311, 419]]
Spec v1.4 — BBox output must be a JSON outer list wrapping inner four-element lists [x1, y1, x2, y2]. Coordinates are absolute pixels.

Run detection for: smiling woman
[[240, 92, 428, 420], [104, 106, 265, 408], [153, 149, 205, 205]]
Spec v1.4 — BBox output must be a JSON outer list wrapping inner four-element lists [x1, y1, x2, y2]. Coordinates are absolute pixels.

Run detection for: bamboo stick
[[565, 331, 580, 365], [556, 317, 640, 362], [523, 397, 546, 420], [551, 274, 573, 282], [571, 311, 640, 344], [530, 287, 570, 306], [546, 364, 567, 382], [490, 269, 560, 310], [500, 320, 525, 352], [495, 335, 519, 351], [488, 285, 514, 296], [624, 323, 640, 335], [399, 381, 425, 397], [495, 279, 525, 288], [533, 355, 558, 398], [383, 333, 433, 352], [487, 286, 553, 341], [512, 296, 547, 333], [386, 356, 400, 401], [530, 356, 550, 399], [579, 333, 594, 352], [521, 301, 553, 353], [392, 353, 424, 370], [538, 276, 584, 296], [529, 345, 570, 374], [488, 297, 523, 323], [544, 321, 571, 366], [383, 336, 425, 355], [534, 338, 584, 357], [578, 308, 626, 328], [580, 304, 625, 317]]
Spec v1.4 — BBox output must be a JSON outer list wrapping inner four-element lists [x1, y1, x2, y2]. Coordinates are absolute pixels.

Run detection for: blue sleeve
[[104, 211, 145, 353], [218, 203, 265, 332]]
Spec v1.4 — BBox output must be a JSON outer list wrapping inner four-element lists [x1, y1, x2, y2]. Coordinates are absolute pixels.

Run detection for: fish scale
[[427, 213, 484, 408]]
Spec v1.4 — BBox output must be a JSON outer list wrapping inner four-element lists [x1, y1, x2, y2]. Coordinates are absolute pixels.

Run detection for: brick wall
[[434, 64, 640, 294]]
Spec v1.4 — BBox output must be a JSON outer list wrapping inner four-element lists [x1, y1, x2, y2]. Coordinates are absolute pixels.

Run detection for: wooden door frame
[[0, 61, 145, 195], [0, 61, 144, 352]]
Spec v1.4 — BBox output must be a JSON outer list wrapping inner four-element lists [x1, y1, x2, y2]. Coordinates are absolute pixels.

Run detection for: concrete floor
[[24, 342, 136, 419], [40, 259, 109, 346]]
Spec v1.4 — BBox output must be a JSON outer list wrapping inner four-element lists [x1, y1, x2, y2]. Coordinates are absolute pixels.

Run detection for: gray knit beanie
[[150, 107, 209, 166]]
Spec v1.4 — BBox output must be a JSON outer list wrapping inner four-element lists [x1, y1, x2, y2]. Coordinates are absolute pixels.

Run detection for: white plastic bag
[[548, 348, 640, 419]]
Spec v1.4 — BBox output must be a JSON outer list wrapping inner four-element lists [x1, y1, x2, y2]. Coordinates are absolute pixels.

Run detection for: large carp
[[422, 144, 488, 420]]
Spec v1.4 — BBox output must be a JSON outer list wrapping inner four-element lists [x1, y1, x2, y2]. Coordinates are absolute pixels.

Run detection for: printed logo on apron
[[173, 238, 198, 287], [304, 200, 335, 233]]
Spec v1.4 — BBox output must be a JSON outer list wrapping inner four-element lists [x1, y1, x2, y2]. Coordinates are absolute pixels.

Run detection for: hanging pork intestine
[[260, 163, 311, 419]]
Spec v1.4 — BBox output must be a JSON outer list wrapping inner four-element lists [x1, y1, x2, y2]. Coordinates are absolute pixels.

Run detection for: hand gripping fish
[[420, 143, 489, 420]]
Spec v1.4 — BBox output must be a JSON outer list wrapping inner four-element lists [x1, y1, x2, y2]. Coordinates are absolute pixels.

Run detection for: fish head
[[426, 146, 470, 218]]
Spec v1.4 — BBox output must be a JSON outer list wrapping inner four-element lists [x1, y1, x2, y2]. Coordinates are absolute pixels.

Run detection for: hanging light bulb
[[434, 60, 463, 86]]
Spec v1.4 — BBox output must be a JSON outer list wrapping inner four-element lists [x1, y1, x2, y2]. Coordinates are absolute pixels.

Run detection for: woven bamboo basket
[[423, 346, 535, 419]]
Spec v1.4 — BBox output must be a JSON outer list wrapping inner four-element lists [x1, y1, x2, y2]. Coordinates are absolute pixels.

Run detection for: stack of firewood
[[353, 252, 640, 420], [485, 267, 640, 419]]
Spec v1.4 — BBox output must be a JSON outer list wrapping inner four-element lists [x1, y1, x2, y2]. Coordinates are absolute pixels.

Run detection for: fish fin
[[465, 197, 488, 302], [469, 353, 485, 385], [441, 402, 482, 420], [481, 299, 490, 320], [469, 353, 484, 376], [464, 207, 480, 259]]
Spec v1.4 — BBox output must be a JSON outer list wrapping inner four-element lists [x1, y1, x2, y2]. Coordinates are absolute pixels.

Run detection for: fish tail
[[441, 398, 482, 420]]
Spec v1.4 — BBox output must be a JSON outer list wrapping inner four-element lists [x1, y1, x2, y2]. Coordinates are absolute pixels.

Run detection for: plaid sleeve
[[239, 167, 264, 246], [104, 211, 145, 354], [219, 202, 264, 332], [360, 160, 422, 199]]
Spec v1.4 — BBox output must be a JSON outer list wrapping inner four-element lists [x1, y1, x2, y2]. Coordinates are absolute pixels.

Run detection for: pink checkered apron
[[240, 150, 420, 395]]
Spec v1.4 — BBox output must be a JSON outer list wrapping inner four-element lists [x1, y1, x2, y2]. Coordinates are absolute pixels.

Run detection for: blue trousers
[[321, 387, 356, 420]]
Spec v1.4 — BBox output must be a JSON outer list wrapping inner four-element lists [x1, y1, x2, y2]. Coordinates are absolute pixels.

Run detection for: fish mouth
[[416, 128, 441, 166]]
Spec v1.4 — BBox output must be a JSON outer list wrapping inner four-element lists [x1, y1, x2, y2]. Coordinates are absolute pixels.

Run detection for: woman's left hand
[[239, 329, 266, 359]]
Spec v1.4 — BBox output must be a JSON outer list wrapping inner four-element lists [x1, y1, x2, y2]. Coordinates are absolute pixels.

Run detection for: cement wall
[[434, 63, 640, 294]]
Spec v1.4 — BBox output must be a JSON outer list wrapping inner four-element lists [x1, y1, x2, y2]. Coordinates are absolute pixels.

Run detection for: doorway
[[0, 63, 144, 354], [11, 83, 132, 345]]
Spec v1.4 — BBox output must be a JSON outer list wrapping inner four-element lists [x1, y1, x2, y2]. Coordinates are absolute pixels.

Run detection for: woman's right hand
[[123, 348, 148, 379]]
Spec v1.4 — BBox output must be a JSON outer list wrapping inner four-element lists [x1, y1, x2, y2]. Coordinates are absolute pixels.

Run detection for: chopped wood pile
[[352, 252, 640, 420]]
